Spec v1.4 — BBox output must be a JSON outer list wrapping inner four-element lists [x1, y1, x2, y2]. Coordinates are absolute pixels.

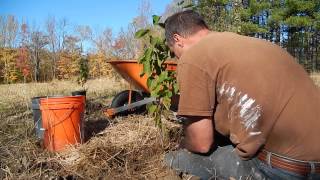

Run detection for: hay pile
[[56, 116, 182, 179], [1, 75, 319, 179], [0, 108, 182, 179], [0, 103, 183, 179], [0, 78, 183, 179]]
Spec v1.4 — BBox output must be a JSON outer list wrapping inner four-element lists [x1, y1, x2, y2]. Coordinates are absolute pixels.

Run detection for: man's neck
[[184, 29, 211, 52]]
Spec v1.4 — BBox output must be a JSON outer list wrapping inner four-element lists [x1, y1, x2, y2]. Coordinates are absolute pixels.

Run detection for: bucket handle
[[44, 104, 81, 129]]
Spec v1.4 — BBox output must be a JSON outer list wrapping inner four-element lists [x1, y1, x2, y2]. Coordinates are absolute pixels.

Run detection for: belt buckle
[[266, 151, 272, 168]]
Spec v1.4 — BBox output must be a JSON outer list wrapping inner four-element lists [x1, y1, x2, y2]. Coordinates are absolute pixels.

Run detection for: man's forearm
[[180, 117, 214, 153], [180, 136, 209, 153]]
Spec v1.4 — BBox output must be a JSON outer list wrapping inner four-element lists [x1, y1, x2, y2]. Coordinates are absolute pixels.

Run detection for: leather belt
[[258, 150, 320, 176]]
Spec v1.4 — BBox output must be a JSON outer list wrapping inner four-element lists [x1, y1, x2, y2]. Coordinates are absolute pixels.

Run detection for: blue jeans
[[164, 145, 320, 180]]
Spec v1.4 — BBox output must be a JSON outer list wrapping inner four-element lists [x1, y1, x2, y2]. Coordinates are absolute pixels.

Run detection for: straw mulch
[[0, 109, 182, 179], [0, 78, 183, 179], [56, 115, 182, 179], [1, 74, 319, 179]]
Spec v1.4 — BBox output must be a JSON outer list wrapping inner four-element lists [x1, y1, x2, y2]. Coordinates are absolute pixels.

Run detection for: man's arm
[[180, 116, 214, 153]]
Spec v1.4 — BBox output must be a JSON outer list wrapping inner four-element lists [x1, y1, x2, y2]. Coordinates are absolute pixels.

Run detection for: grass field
[[0, 77, 181, 179], [0, 74, 319, 179]]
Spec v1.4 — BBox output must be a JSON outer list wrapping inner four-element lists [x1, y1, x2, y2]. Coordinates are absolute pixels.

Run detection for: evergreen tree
[[194, 0, 320, 71]]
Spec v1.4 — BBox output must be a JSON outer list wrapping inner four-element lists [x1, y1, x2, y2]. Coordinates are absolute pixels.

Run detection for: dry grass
[[0, 78, 182, 179], [310, 72, 320, 87], [0, 77, 128, 111], [55, 116, 181, 179], [1, 74, 319, 179]]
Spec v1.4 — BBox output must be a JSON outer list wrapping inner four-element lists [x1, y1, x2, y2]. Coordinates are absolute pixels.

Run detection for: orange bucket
[[40, 96, 85, 152]]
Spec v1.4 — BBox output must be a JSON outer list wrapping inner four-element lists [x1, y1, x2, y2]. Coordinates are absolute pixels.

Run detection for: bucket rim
[[40, 102, 83, 110], [40, 95, 85, 99], [39, 96, 85, 102], [31, 95, 64, 100]]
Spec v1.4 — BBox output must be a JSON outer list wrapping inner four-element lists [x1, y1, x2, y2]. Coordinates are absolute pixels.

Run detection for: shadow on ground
[[84, 119, 110, 142], [83, 98, 112, 142]]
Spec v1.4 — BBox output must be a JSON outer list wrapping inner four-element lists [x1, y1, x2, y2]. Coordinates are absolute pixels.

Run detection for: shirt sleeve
[[177, 63, 216, 117]]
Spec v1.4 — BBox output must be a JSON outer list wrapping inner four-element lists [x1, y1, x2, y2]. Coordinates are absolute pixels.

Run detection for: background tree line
[[0, 1, 152, 84], [191, 0, 320, 72], [0, 0, 319, 84]]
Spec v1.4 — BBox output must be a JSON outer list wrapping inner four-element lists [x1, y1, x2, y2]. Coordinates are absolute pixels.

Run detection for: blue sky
[[0, 0, 172, 34]]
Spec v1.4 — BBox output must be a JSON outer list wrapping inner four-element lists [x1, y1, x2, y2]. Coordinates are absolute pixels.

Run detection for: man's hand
[[180, 116, 214, 154]]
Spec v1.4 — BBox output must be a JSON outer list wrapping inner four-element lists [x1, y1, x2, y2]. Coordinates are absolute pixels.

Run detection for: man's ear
[[173, 33, 184, 47], [173, 33, 180, 42]]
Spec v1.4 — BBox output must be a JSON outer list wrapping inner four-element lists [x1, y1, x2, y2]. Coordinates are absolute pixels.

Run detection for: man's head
[[165, 10, 210, 58]]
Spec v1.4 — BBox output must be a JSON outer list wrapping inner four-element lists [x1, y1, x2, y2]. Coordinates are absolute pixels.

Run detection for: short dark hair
[[164, 10, 209, 46]]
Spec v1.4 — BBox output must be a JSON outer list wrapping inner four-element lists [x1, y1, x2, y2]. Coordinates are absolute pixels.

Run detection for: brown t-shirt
[[177, 32, 320, 161]]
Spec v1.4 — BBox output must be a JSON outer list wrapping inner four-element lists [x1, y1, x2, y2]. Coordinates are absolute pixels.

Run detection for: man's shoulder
[[181, 32, 241, 57], [205, 31, 242, 42], [179, 33, 215, 64], [179, 32, 234, 66]]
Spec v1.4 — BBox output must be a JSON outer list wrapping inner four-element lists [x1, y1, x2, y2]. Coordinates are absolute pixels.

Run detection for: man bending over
[[164, 10, 320, 180]]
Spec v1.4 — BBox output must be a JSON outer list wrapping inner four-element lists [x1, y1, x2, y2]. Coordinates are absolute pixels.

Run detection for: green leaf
[[135, 29, 150, 38], [138, 55, 145, 63], [150, 36, 160, 46], [167, 90, 173, 98], [147, 77, 153, 88], [152, 15, 161, 25], [183, 4, 194, 9], [173, 83, 179, 94], [155, 115, 162, 128], [157, 57, 163, 67], [143, 60, 152, 76], [151, 84, 162, 97], [148, 104, 157, 115], [158, 71, 168, 83], [145, 48, 153, 61], [162, 96, 171, 110]]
